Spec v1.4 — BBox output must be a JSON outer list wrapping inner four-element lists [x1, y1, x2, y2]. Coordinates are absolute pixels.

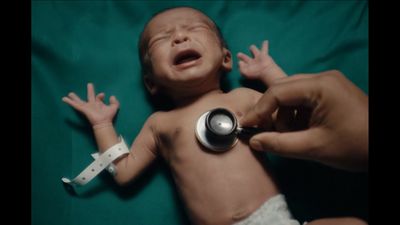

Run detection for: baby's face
[[143, 8, 231, 94]]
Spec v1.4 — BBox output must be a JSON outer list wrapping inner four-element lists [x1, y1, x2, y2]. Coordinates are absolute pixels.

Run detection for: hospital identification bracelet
[[61, 136, 130, 186]]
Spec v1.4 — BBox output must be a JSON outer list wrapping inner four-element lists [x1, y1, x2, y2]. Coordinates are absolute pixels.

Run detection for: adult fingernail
[[250, 139, 262, 151]]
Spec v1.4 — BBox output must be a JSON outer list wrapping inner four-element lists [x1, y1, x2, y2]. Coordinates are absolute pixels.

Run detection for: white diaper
[[233, 194, 301, 225]]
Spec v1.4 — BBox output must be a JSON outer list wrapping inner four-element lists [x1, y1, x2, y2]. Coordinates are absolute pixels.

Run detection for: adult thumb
[[249, 128, 322, 159]]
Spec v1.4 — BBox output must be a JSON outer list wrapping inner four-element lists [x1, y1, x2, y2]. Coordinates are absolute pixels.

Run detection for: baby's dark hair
[[138, 7, 228, 78]]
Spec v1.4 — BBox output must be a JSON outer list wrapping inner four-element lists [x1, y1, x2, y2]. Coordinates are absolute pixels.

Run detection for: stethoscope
[[195, 108, 264, 152]]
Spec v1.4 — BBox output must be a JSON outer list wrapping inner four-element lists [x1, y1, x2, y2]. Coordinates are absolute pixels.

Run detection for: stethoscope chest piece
[[195, 108, 239, 152]]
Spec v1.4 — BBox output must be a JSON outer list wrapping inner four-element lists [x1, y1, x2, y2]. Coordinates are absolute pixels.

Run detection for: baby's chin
[[174, 68, 208, 80], [179, 71, 220, 87], [164, 76, 220, 96]]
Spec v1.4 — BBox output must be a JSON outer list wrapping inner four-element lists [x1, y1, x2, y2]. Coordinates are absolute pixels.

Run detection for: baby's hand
[[62, 83, 120, 127], [237, 40, 276, 80]]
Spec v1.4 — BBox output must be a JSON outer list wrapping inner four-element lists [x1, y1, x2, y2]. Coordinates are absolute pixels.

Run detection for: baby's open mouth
[[173, 50, 201, 65]]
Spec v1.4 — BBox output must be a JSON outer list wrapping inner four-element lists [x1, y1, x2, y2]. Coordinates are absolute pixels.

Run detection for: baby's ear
[[222, 48, 232, 72], [144, 75, 159, 95]]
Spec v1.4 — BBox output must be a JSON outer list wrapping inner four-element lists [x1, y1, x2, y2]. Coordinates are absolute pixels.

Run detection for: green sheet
[[32, 1, 368, 225]]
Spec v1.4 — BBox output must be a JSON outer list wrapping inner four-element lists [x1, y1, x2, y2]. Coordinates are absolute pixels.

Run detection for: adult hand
[[240, 70, 368, 172]]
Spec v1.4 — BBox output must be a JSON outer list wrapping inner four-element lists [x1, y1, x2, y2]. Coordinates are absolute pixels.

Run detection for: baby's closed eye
[[149, 35, 170, 48], [188, 24, 209, 32]]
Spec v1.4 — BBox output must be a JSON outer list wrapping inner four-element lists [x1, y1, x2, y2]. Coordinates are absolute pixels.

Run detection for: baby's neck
[[172, 88, 224, 108]]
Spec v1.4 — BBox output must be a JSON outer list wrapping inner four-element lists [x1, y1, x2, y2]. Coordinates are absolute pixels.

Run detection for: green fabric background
[[32, 1, 368, 225]]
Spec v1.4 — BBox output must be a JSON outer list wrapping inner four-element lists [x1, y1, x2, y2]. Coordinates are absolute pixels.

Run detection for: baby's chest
[[155, 117, 199, 162], [157, 106, 247, 155], [156, 115, 197, 147]]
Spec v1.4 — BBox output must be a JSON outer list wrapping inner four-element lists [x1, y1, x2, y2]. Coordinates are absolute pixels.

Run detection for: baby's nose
[[172, 33, 189, 46]]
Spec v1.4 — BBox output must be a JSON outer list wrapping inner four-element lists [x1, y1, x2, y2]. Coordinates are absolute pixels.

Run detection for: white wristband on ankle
[[62, 136, 130, 186]]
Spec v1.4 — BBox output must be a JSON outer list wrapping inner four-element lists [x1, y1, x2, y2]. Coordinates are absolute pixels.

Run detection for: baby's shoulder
[[144, 110, 177, 129], [146, 111, 168, 124], [227, 87, 263, 109], [228, 87, 262, 99]]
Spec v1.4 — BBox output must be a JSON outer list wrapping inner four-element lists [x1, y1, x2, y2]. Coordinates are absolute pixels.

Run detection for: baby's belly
[[168, 141, 279, 225]]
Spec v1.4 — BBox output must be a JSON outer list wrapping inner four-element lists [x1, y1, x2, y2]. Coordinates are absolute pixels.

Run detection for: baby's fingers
[[109, 96, 120, 109], [67, 92, 84, 103], [237, 52, 252, 63], [96, 93, 105, 102], [261, 40, 269, 55], [87, 83, 96, 102], [62, 96, 84, 111], [250, 45, 260, 57]]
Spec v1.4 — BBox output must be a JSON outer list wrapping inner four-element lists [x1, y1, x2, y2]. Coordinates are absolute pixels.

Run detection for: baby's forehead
[[145, 8, 214, 34]]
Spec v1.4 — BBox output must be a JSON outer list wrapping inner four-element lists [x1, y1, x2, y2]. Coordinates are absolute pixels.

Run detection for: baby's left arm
[[237, 40, 287, 86]]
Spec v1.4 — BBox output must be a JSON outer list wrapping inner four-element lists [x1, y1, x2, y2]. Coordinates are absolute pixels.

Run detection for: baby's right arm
[[63, 83, 158, 186], [237, 40, 287, 86]]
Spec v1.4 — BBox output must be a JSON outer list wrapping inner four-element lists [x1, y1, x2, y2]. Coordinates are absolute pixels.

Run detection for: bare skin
[[63, 7, 366, 225], [63, 8, 283, 225], [307, 218, 368, 225]]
